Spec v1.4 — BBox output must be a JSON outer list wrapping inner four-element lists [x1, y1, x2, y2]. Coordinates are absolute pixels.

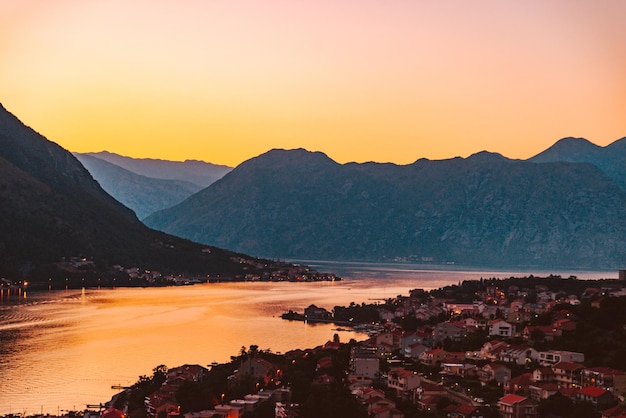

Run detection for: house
[[581, 366, 626, 396], [387, 368, 421, 395], [528, 383, 558, 401], [479, 340, 508, 361], [497, 394, 538, 418], [504, 373, 534, 395], [236, 357, 277, 385], [377, 331, 403, 351], [478, 363, 511, 385], [498, 345, 538, 366], [420, 348, 448, 367], [489, 320, 515, 338], [404, 343, 429, 360], [445, 404, 492, 418], [576, 386, 615, 410], [532, 367, 555, 383], [433, 322, 466, 344], [538, 350, 584, 366], [413, 382, 448, 409], [303, 304, 331, 320], [441, 363, 477, 379], [351, 346, 380, 379], [522, 325, 561, 342], [552, 362, 584, 389]]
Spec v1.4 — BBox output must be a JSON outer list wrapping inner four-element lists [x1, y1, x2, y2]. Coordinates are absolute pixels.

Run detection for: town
[[6, 271, 626, 418]]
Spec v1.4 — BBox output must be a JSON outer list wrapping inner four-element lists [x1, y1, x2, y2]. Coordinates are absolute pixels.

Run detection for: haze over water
[[0, 263, 614, 414]]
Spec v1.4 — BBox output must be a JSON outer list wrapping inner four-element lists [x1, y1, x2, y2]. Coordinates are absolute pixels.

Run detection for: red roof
[[101, 408, 124, 418], [578, 386, 608, 398], [499, 394, 527, 405]]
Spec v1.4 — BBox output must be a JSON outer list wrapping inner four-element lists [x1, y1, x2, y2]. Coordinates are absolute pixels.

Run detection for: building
[[552, 362, 584, 389], [419, 348, 448, 367], [478, 363, 511, 385], [498, 346, 538, 366], [387, 368, 421, 396], [433, 321, 466, 344], [497, 394, 538, 418], [538, 350, 585, 366], [351, 346, 380, 379], [489, 320, 515, 338], [576, 386, 615, 410]]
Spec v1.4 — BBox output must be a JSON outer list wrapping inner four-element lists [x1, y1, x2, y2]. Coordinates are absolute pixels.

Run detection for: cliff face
[[0, 103, 267, 281], [145, 148, 626, 269]]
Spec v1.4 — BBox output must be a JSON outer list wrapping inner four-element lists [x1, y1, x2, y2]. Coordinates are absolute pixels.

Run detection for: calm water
[[0, 263, 614, 414]]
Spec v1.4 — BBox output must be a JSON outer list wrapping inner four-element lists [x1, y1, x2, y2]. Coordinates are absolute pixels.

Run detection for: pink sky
[[1, 0, 625, 166]]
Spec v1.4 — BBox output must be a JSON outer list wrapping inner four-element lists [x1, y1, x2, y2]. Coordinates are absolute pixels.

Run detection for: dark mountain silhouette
[[0, 103, 286, 283], [145, 148, 626, 269], [79, 151, 231, 188], [74, 153, 202, 219], [530, 136, 626, 189]]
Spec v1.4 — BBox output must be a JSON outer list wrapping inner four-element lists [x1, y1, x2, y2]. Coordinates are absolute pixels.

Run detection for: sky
[[1, 0, 625, 167]]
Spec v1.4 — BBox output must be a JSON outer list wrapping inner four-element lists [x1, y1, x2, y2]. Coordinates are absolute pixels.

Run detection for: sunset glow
[[2, 0, 625, 166]]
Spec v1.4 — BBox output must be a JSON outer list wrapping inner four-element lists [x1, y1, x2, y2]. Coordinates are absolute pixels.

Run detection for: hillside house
[[489, 320, 515, 338], [497, 394, 538, 418]]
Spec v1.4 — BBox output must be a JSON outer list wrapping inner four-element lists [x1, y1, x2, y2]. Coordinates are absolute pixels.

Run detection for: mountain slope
[[0, 103, 281, 283], [530, 137, 626, 189], [145, 148, 626, 269], [80, 151, 231, 188], [74, 153, 202, 219]]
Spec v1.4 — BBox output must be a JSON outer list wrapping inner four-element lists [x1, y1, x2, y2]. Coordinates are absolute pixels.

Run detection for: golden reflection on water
[[2, 279, 417, 414], [0, 266, 608, 414]]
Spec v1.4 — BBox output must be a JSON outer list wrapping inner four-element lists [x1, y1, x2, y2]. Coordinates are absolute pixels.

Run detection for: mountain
[[145, 148, 626, 269], [0, 103, 287, 283], [79, 151, 231, 188], [530, 137, 626, 189], [74, 153, 203, 219]]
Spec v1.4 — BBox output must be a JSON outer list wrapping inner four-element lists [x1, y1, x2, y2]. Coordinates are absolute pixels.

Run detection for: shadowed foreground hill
[[0, 103, 278, 283], [145, 148, 626, 269]]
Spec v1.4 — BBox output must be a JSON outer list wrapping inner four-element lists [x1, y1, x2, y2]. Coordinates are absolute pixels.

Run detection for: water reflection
[[0, 266, 614, 414]]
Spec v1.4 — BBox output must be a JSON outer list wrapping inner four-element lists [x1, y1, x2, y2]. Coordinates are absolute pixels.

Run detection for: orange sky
[[1, 0, 625, 166]]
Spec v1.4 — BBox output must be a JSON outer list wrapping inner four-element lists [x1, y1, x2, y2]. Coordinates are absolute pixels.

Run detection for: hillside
[[80, 151, 231, 188], [0, 103, 288, 283], [74, 153, 202, 219], [530, 136, 626, 189], [145, 148, 626, 269]]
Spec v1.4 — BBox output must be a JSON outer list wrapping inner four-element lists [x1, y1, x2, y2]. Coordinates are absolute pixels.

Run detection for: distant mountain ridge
[[144, 147, 626, 269], [80, 151, 232, 188], [0, 103, 283, 282], [74, 153, 203, 219], [530, 136, 626, 189]]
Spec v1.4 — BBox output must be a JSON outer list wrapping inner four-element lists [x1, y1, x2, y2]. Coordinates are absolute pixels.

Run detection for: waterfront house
[[303, 304, 331, 320]]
